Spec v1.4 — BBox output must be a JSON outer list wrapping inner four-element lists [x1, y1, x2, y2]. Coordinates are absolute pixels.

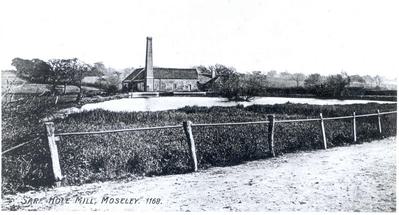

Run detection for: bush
[[105, 85, 118, 95]]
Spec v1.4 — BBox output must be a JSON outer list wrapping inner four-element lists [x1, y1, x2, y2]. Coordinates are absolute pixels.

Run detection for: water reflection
[[81, 96, 394, 112]]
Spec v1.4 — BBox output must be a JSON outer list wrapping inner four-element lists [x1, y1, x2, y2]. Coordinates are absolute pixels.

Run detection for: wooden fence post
[[183, 121, 198, 172], [377, 109, 382, 134], [45, 122, 62, 187], [267, 115, 276, 157], [319, 113, 327, 150], [352, 112, 357, 143]]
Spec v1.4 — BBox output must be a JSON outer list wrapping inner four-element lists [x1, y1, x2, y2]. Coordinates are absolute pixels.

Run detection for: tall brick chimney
[[145, 37, 154, 91]]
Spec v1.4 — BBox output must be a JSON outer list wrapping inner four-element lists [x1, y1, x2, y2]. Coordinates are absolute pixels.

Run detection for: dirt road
[[2, 137, 396, 212]]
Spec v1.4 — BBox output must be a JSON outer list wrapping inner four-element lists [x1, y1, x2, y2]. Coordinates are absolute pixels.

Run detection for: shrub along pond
[[1, 102, 397, 194]]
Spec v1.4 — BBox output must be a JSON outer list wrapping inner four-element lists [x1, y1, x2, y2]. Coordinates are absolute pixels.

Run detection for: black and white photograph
[[0, 0, 397, 212]]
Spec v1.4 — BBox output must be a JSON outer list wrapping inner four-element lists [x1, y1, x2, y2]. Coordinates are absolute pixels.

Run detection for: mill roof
[[123, 68, 145, 81], [123, 67, 198, 82]]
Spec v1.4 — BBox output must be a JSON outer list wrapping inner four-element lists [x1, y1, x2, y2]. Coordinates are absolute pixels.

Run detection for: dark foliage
[[365, 90, 397, 96], [1, 96, 60, 194], [2, 102, 396, 195]]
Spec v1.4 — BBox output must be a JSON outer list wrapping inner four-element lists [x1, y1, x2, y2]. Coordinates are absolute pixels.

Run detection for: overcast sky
[[0, 0, 398, 78]]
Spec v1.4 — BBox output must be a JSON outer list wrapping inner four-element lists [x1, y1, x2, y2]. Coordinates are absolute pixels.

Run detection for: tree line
[[9, 58, 128, 99], [7, 58, 392, 102], [198, 64, 390, 101]]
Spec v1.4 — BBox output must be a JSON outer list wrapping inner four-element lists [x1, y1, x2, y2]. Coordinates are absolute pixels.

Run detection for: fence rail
[[192, 120, 269, 127], [48, 111, 398, 136], [323, 116, 354, 120], [276, 118, 321, 123], [56, 125, 182, 136], [1, 137, 40, 155], [2, 109, 397, 187]]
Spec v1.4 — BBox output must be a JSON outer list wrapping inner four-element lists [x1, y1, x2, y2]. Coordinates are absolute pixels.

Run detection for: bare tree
[[304, 73, 323, 88], [48, 58, 92, 97], [290, 73, 306, 87], [374, 75, 383, 88], [325, 74, 351, 97]]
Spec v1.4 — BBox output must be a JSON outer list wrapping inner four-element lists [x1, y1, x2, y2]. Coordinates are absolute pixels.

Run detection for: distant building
[[122, 37, 213, 92]]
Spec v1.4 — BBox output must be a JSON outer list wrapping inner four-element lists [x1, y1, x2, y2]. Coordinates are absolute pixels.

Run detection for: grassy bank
[[2, 102, 397, 194]]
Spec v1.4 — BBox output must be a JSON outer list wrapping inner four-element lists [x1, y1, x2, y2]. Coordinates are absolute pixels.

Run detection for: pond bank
[[43, 95, 395, 122]]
